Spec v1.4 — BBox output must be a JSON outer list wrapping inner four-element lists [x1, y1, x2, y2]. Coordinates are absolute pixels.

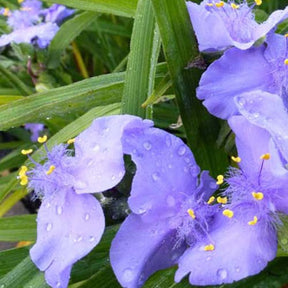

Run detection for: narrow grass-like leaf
[[121, 0, 160, 118], [47, 11, 98, 69], [44, 0, 138, 18], [0, 214, 36, 241], [151, 0, 228, 174], [0, 73, 124, 131], [0, 96, 24, 105], [0, 63, 33, 96]]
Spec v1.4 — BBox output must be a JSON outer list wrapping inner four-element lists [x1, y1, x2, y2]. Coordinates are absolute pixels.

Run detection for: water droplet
[[237, 97, 246, 106], [217, 269, 228, 280], [111, 175, 116, 181], [152, 172, 160, 181], [165, 135, 172, 147], [74, 235, 83, 242], [183, 167, 189, 173], [235, 266, 240, 273], [84, 213, 90, 221], [166, 195, 175, 207], [138, 207, 147, 214], [143, 141, 152, 151], [206, 256, 211, 261], [56, 282, 61, 288], [89, 236, 95, 242], [123, 268, 134, 282], [56, 206, 63, 215], [93, 144, 100, 152], [184, 157, 190, 163], [45, 202, 51, 208], [253, 112, 259, 118], [178, 146, 186, 156], [46, 223, 53, 232], [190, 166, 199, 177]]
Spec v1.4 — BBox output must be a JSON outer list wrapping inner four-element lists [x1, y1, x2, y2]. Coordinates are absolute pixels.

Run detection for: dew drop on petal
[[177, 145, 186, 156], [237, 97, 246, 107], [56, 206, 63, 215], [217, 269, 228, 280], [235, 266, 240, 273], [111, 175, 116, 181], [123, 268, 134, 283], [45, 202, 51, 208], [143, 141, 152, 151], [56, 282, 61, 288], [93, 144, 100, 152], [152, 172, 160, 181], [46, 223, 53, 232], [165, 135, 172, 147], [206, 256, 211, 261], [89, 236, 95, 242], [84, 213, 90, 221]]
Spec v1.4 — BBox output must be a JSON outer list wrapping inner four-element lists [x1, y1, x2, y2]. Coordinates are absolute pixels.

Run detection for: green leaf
[[0, 63, 33, 96], [0, 96, 24, 105], [121, 0, 160, 118], [151, 0, 228, 174], [47, 11, 98, 69], [0, 215, 36, 242], [0, 73, 124, 131], [44, 0, 138, 18]]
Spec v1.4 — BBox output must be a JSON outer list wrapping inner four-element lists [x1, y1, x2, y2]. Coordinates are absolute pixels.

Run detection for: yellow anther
[[206, 3, 214, 6], [260, 153, 270, 160], [231, 156, 241, 163], [231, 3, 239, 9], [248, 216, 258, 226], [284, 59, 288, 65], [38, 135, 47, 143], [18, 0, 24, 3], [67, 138, 75, 145], [21, 149, 33, 155], [204, 244, 215, 251], [207, 196, 215, 205], [187, 208, 196, 219], [3, 8, 10, 16], [254, 0, 262, 5], [216, 175, 224, 185], [252, 192, 264, 200], [20, 175, 28, 186], [215, 1, 224, 7], [46, 165, 55, 175], [217, 196, 227, 204], [19, 166, 28, 177], [223, 209, 234, 218], [285, 33, 288, 38]]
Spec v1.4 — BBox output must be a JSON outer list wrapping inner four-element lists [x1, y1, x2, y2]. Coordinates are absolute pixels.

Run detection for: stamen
[[21, 149, 33, 155], [20, 175, 28, 186], [215, 1, 224, 8], [260, 153, 270, 160], [252, 192, 264, 200], [254, 0, 262, 5], [231, 3, 239, 9], [207, 196, 215, 204], [216, 175, 224, 185], [38, 135, 47, 143], [67, 138, 75, 144], [223, 209, 234, 218], [204, 244, 215, 251], [18, 0, 24, 3], [206, 3, 214, 7], [217, 196, 227, 204], [187, 208, 196, 219], [2, 8, 10, 16], [19, 166, 28, 177], [284, 59, 288, 65], [285, 33, 288, 38], [231, 156, 241, 163], [46, 165, 55, 175], [248, 216, 258, 225]]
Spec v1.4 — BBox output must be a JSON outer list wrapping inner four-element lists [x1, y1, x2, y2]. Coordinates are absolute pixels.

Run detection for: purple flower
[[197, 33, 288, 119], [175, 117, 283, 285], [0, 0, 74, 48], [41, 4, 74, 25], [25, 115, 153, 288], [186, 0, 288, 52], [24, 123, 45, 142], [110, 126, 220, 287]]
